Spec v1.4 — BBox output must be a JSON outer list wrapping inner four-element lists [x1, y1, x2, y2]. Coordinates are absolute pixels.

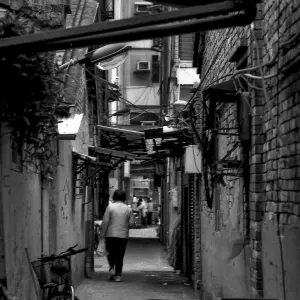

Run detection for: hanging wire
[[85, 67, 167, 121], [239, 74, 263, 91], [242, 72, 277, 80]]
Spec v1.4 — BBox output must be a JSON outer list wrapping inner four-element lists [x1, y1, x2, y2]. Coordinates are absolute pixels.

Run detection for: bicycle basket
[[31, 258, 70, 287], [31, 260, 52, 287], [51, 258, 69, 275]]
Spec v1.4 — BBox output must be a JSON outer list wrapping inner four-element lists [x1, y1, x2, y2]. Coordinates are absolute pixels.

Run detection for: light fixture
[[58, 43, 132, 71], [173, 99, 187, 114]]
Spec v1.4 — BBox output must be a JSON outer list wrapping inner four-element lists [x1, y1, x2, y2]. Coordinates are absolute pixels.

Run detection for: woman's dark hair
[[112, 189, 126, 202]]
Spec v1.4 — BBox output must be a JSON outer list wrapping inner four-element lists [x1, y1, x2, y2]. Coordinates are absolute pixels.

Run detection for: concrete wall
[[55, 0, 98, 287], [0, 1, 98, 298], [0, 121, 90, 299], [0, 125, 43, 300], [54, 115, 90, 288], [167, 158, 180, 247]]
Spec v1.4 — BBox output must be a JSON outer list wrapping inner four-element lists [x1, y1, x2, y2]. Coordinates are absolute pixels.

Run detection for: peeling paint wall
[[0, 124, 43, 300], [200, 105, 251, 299], [54, 115, 90, 288], [0, 119, 90, 299], [194, 20, 253, 300]]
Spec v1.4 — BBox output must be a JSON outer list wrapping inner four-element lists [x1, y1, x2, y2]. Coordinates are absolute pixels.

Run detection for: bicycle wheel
[[46, 291, 80, 300]]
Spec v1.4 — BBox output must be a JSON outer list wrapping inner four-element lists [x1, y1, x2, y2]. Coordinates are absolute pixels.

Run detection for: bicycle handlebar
[[39, 246, 88, 262]]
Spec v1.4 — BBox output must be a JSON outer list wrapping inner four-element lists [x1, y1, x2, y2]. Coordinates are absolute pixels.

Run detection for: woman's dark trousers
[[105, 237, 128, 276]]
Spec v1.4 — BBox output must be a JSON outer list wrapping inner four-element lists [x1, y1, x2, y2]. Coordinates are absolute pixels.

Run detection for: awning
[[144, 126, 193, 156], [89, 146, 137, 161], [72, 149, 113, 182], [97, 125, 147, 158], [203, 79, 237, 103], [73, 150, 96, 162], [97, 125, 144, 136], [73, 150, 112, 167], [111, 108, 130, 117], [204, 79, 236, 94]]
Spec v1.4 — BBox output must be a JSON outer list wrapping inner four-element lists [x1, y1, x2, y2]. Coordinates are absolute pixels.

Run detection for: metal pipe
[[40, 10, 255, 52], [154, 0, 227, 7], [0, 1, 256, 53]]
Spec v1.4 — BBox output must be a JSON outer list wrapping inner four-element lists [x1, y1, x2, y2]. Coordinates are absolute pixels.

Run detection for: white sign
[[131, 179, 150, 188], [124, 161, 130, 178]]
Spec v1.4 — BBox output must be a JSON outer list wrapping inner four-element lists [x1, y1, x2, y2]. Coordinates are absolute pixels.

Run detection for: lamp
[[58, 43, 132, 71], [173, 99, 187, 114]]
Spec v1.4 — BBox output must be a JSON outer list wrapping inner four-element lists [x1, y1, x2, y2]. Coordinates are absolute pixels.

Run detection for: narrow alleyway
[[77, 227, 198, 300]]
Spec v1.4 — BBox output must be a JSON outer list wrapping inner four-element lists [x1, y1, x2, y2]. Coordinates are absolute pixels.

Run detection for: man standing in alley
[[100, 189, 135, 282], [138, 198, 148, 228], [147, 198, 153, 226]]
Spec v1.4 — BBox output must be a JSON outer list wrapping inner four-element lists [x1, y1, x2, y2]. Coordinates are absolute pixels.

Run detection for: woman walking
[[100, 189, 135, 282]]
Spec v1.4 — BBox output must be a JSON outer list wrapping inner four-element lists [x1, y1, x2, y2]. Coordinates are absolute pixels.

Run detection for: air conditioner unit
[[136, 61, 150, 71], [148, 5, 164, 14], [134, 1, 152, 14]]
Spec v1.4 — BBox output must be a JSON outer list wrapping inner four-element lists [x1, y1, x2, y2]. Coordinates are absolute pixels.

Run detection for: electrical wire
[[128, 111, 146, 121], [242, 73, 277, 80], [192, 145, 202, 174], [239, 74, 263, 91], [231, 31, 300, 79], [85, 67, 166, 120]]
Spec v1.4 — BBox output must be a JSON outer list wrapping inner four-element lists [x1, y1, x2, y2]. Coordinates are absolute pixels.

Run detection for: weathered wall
[[55, 0, 98, 287], [260, 1, 300, 300], [194, 1, 300, 299], [0, 0, 98, 296], [195, 24, 252, 299], [54, 115, 90, 288], [167, 158, 180, 248], [0, 124, 43, 300]]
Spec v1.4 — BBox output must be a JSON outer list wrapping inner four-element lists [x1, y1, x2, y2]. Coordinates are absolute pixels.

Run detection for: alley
[[77, 229, 197, 300]]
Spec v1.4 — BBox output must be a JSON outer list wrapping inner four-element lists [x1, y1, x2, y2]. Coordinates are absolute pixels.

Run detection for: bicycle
[[31, 244, 88, 300]]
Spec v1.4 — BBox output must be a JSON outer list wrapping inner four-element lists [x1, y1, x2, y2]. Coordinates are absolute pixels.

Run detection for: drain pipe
[[41, 178, 44, 258]]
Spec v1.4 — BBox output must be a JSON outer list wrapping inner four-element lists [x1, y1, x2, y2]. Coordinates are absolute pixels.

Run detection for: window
[[136, 61, 150, 71], [11, 143, 22, 172], [152, 55, 160, 83], [134, 1, 152, 15], [179, 33, 195, 61]]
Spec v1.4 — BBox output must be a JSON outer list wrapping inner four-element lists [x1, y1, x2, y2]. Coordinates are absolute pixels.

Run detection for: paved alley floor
[[79, 233, 198, 300], [129, 225, 159, 239]]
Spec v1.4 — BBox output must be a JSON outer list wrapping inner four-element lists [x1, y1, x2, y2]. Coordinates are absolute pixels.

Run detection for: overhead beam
[[97, 125, 144, 136], [153, 0, 226, 7], [0, 1, 256, 53]]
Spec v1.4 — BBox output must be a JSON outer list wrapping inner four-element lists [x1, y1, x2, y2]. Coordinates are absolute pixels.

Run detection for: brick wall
[[194, 24, 252, 299], [63, 0, 98, 112], [260, 1, 300, 299], [193, 1, 300, 299]]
